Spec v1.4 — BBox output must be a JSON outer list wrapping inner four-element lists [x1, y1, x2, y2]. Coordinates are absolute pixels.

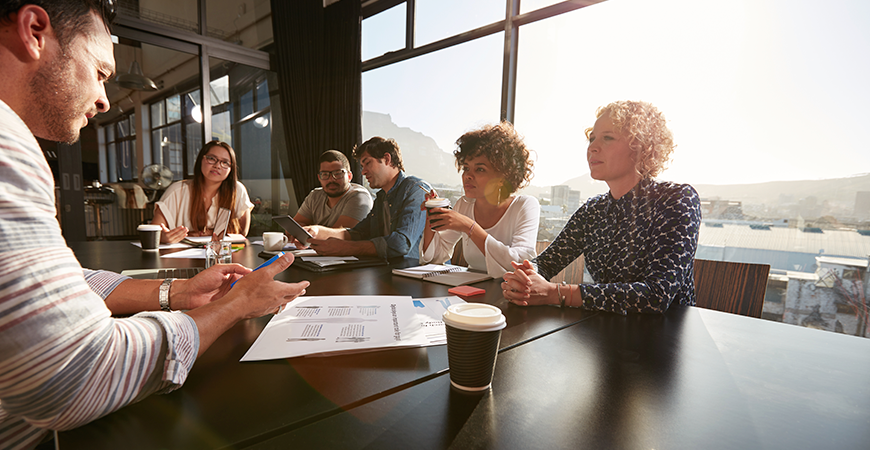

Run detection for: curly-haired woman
[[420, 122, 540, 278], [503, 101, 701, 314]]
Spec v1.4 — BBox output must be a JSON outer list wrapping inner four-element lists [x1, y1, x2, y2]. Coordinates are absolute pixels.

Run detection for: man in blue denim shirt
[[304, 137, 429, 259]]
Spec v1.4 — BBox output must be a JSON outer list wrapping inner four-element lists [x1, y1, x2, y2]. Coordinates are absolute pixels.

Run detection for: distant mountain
[[360, 112, 869, 209], [691, 174, 870, 206], [362, 111, 458, 185], [536, 173, 870, 207]]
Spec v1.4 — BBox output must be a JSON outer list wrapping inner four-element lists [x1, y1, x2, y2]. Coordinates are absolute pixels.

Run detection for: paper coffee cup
[[137, 224, 162, 251], [425, 198, 450, 210], [442, 303, 507, 391]]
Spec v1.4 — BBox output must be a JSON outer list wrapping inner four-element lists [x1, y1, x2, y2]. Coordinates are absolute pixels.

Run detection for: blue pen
[[230, 252, 284, 287]]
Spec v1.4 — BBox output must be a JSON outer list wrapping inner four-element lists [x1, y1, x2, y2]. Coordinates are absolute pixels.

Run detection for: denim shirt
[[348, 171, 429, 259]]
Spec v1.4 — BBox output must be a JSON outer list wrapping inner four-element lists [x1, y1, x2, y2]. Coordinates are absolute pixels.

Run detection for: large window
[[96, 0, 286, 237], [102, 114, 137, 182], [362, 33, 503, 198], [363, 0, 870, 337]]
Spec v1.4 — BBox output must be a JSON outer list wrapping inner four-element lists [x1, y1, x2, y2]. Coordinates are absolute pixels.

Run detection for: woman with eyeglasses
[[151, 141, 254, 244], [420, 122, 540, 278]]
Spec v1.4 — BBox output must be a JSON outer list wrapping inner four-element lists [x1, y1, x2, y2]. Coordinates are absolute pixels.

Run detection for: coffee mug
[[263, 232, 289, 251]]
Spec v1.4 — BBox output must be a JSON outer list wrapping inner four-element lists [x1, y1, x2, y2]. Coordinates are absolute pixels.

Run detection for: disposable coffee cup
[[137, 224, 162, 251], [425, 198, 451, 213], [442, 303, 507, 392]]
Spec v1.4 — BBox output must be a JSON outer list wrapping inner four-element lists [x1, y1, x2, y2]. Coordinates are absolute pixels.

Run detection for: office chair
[[693, 259, 770, 318]]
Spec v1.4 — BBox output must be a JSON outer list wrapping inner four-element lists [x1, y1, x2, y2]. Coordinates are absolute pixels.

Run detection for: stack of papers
[[241, 295, 466, 361], [392, 264, 492, 286], [300, 256, 359, 267]]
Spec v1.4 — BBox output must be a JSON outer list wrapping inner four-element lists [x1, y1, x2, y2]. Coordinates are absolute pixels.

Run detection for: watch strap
[[159, 278, 176, 312]]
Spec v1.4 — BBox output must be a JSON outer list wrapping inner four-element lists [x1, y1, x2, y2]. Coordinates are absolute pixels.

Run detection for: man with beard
[[301, 137, 430, 260], [294, 150, 372, 228], [0, 2, 308, 448]]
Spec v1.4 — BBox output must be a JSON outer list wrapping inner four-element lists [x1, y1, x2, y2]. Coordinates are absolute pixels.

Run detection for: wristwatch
[[557, 281, 567, 309], [159, 278, 176, 312]]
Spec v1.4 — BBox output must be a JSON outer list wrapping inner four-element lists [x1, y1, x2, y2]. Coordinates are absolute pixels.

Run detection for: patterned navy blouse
[[535, 178, 701, 314]]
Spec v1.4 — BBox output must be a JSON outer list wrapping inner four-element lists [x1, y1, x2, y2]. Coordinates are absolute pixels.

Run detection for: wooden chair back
[[693, 259, 770, 318], [535, 241, 585, 284]]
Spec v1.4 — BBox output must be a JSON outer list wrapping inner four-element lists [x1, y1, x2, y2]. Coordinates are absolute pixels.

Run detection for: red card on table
[[448, 285, 486, 297]]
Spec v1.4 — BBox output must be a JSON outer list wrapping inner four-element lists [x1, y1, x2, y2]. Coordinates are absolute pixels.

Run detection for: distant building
[[763, 256, 869, 338], [697, 222, 870, 272], [699, 198, 744, 220], [551, 185, 569, 209], [567, 190, 581, 214], [539, 205, 563, 219], [856, 191, 870, 219], [551, 185, 580, 213]]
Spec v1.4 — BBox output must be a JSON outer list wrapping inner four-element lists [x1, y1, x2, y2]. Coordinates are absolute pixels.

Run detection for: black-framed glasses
[[318, 169, 348, 180], [204, 154, 232, 169]]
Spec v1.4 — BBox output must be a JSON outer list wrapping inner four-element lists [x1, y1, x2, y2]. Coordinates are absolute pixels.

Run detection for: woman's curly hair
[[585, 100, 675, 178], [454, 121, 534, 195]]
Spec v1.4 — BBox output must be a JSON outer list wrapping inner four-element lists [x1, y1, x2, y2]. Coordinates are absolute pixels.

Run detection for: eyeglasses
[[318, 169, 348, 180], [204, 154, 232, 169], [101, 0, 117, 22]]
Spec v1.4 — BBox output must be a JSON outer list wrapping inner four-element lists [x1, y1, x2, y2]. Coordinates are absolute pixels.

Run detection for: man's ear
[[382, 152, 392, 168], [16, 5, 53, 61]]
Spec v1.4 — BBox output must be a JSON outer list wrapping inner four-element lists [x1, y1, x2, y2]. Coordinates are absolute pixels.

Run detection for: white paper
[[240, 295, 466, 361], [130, 241, 190, 249], [161, 248, 207, 259], [184, 233, 247, 244]]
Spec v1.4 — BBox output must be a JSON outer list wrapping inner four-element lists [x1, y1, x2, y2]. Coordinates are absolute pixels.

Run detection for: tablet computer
[[272, 215, 313, 246], [212, 207, 232, 243]]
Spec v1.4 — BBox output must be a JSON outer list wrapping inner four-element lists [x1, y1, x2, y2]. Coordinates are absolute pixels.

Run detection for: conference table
[[58, 241, 870, 449]]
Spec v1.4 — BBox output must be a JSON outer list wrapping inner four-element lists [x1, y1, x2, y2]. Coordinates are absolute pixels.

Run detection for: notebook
[[122, 208, 232, 279], [392, 264, 492, 286]]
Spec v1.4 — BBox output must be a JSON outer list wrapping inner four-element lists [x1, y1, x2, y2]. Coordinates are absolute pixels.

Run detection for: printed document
[[241, 295, 466, 361]]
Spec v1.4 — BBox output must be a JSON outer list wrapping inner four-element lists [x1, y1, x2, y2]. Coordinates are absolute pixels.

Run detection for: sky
[[362, 0, 870, 187]]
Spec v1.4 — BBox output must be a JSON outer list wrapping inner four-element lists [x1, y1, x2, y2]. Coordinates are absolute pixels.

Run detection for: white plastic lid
[[442, 303, 506, 332], [137, 224, 162, 231], [425, 198, 450, 208]]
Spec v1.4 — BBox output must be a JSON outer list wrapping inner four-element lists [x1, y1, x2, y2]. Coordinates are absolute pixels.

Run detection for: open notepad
[[392, 264, 492, 286]]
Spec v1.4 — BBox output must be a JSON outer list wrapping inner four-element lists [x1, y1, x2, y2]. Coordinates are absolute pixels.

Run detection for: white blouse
[[155, 180, 254, 232], [420, 194, 540, 278]]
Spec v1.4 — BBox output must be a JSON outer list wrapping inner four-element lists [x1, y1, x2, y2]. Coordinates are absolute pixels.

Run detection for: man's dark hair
[[353, 137, 404, 171], [320, 150, 351, 172], [1, 0, 116, 49]]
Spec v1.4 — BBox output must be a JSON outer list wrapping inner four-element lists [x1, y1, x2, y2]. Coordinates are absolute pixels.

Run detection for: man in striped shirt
[[0, 2, 310, 449]]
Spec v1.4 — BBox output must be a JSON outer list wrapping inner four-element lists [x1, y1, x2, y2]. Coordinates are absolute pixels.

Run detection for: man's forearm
[[342, 239, 378, 256], [103, 279, 163, 315], [104, 279, 194, 315]]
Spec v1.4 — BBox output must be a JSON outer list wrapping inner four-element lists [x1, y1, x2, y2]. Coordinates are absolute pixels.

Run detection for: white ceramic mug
[[263, 232, 289, 251]]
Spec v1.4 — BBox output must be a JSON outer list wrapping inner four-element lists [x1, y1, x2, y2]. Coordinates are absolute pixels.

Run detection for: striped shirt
[[0, 100, 199, 449]]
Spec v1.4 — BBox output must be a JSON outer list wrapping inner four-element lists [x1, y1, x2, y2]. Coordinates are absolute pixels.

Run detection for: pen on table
[[230, 252, 284, 288]]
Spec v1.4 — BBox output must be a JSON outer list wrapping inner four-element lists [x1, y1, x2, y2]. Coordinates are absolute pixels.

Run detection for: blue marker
[[231, 252, 284, 287]]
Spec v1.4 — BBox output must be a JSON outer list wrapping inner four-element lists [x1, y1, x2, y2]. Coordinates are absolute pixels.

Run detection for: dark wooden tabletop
[[60, 241, 870, 449], [59, 240, 595, 449], [261, 304, 870, 450]]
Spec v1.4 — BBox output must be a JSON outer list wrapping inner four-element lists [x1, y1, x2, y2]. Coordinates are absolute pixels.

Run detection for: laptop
[[122, 208, 232, 279]]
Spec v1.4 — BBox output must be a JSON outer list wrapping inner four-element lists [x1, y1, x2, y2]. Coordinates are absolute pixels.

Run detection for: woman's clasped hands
[[502, 260, 560, 307]]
